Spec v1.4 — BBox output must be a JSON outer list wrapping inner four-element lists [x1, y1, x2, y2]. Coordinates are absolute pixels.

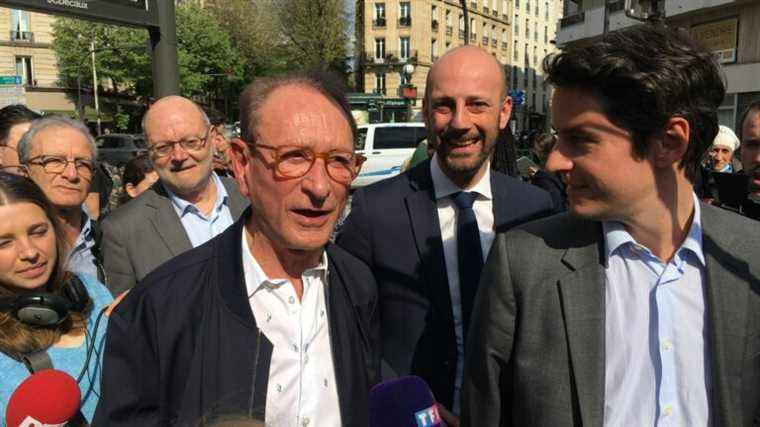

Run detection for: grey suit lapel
[[146, 185, 193, 257], [220, 177, 249, 218], [558, 238, 606, 427], [701, 206, 751, 426]]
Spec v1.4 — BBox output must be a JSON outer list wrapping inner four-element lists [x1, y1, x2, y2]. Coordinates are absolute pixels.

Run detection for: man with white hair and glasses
[[100, 96, 248, 295], [17, 115, 105, 283]]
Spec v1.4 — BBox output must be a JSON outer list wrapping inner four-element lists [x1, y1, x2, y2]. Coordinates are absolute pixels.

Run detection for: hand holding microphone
[[5, 369, 82, 427]]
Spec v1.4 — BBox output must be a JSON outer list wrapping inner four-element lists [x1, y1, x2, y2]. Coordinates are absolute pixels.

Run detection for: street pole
[[461, 0, 470, 44], [90, 40, 102, 136], [150, 0, 180, 97]]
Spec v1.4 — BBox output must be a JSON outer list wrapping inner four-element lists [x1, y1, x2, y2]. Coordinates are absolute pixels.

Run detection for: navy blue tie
[[452, 191, 483, 342]]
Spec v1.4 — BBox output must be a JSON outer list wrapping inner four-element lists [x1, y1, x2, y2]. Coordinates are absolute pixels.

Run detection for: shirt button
[[276, 384, 283, 393], [663, 405, 673, 417], [302, 417, 310, 426], [304, 355, 309, 364], [324, 378, 328, 387], [662, 340, 673, 351], [288, 296, 296, 304], [266, 313, 272, 323], [292, 344, 299, 352], [320, 310, 325, 317]]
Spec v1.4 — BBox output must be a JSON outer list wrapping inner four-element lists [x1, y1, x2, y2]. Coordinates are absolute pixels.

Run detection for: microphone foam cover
[[6, 369, 81, 427], [369, 376, 442, 427]]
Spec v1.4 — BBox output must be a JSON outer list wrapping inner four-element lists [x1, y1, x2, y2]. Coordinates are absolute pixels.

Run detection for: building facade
[[556, 0, 760, 133], [509, 0, 564, 133], [355, 0, 513, 121], [0, 7, 76, 114]]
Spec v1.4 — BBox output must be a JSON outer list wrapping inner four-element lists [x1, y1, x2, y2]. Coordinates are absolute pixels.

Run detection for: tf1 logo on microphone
[[17, 416, 67, 427], [415, 404, 442, 427]]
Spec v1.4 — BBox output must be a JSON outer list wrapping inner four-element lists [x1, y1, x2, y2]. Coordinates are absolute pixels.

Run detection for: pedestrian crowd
[[0, 23, 758, 427]]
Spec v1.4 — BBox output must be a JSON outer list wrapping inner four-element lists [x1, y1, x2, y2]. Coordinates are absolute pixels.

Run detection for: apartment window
[[470, 18, 477, 41], [400, 37, 411, 60], [515, 0, 519, 9], [503, 0, 508, 14], [532, 69, 537, 89], [399, 2, 411, 26], [374, 3, 386, 20], [524, 43, 529, 65], [375, 73, 386, 95], [544, 26, 548, 44], [431, 38, 438, 60], [492, 0, 498, 13], [534, 24, 538, 42], [532, 92, 536, 108], [545, 2, 549, 20], [375, 38, 385, 59], [446, 10, 451, 26], [512, 65, 518, 88], [10, 10, 32, 42], [533, 46, 537, 65], [523, 64, 528, 86], [535, 0, 539, 16], [459, 14, 465, 38], [513, 40, 518, 61], [432, 5, 437, 20], [15, 56, 32, 86], [514, 18, 519, 37], [526, 0, 530, 13], [525, 19, 530, 38]]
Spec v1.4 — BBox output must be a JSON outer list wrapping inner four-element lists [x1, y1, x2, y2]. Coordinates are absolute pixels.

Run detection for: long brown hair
[[0, 172, 90, 359]]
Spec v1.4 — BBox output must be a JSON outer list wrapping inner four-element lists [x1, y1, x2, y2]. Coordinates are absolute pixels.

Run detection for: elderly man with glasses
[[94, 72, 379, 426], [99, 96, 248, 295], [16, 115, 106, 283]]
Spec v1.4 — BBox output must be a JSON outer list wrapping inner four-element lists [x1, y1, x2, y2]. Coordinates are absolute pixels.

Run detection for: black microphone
[[368, 376, 445, 427]]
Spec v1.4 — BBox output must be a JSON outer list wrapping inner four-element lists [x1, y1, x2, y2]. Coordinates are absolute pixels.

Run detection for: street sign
[[0, 0, 158, 28], [0, 76, 21, 86], [0, 76, 26, 108], [509, 89, 526, 106]]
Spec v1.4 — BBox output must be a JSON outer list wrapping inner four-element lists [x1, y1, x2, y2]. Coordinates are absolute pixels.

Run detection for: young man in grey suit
[[463, 25, 760, 426], [101, 96, 248, 294]]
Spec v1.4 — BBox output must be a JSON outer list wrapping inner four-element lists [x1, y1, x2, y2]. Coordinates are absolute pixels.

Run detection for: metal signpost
[[0, 0, 179, 98]]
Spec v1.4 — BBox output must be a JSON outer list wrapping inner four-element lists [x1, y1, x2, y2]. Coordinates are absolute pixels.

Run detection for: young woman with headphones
[[0, 172, 114, 423]]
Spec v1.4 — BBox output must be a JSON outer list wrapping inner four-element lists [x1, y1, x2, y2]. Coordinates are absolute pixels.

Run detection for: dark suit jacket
[[463, 204, 760, 426], [93, 211, 380, 426], [101, 176, 248, 295], [336, 159, 553, 409]]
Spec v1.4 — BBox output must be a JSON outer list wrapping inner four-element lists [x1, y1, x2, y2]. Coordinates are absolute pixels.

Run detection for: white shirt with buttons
[[242, 229, 342, 427]]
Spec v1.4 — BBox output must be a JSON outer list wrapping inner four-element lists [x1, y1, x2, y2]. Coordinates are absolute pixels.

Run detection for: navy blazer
[[93, 210, 380, 426], [336, 159, 553, 409]]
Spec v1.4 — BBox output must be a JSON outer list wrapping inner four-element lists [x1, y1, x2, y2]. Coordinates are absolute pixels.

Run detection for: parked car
[[95, 133, 147, 166], [353, 122, 427, 188]]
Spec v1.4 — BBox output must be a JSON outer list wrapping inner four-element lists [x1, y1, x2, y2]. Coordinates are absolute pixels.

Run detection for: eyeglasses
[[149, 126, 212, 158], [25, 155, 93, 179], [0, 165, 28, 176], [251, 143, 366, 185]]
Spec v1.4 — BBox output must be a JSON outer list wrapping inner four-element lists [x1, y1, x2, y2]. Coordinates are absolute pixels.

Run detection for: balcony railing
[[501, 42, 508, 50], [483, 6, 489, 13], [491, 39, 498, 47], [482, 36, 489, 46], [492, 10, 499, 17], [470, 1, 477, 9], [446, 26, 453, 36], [363, 50, 419, 66], [432, 20, 439, 30], [398, 16, 411, 27], [373, 18, 386, 27], [10, 31, 33, 43]]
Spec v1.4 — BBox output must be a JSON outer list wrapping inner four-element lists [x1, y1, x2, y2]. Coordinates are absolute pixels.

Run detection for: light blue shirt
[[603, 193, 711, 426], [67, 210, 98, 279], [166, 172, 235, 248], [0, 274, 113, 425]]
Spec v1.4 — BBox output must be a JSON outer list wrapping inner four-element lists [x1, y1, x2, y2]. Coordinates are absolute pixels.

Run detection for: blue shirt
[[603, 194, 711, 426], [0, 274, 113, 425], [67, 210, 98, 279], [166, 172, 235, 248]]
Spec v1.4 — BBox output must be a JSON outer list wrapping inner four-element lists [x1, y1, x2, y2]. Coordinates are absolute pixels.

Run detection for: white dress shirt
[[242, 230, 341, 427], [603, 194, 710, 427], [167, 172, 235, 248], [430, 154, 495, 414]]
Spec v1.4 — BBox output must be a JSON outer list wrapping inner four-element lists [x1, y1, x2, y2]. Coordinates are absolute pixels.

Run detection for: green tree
[[51, 2, 244, 101]]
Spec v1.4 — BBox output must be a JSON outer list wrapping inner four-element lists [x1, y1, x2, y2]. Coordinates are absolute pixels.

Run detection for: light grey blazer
[[100, 176, 248, 295], [462, 203, 760, 427]]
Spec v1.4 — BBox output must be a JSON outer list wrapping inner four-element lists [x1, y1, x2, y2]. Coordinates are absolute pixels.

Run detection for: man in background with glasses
[[95, 72, 379, 426], [16, 115, 105, 283], [99, 96, 248, 295]]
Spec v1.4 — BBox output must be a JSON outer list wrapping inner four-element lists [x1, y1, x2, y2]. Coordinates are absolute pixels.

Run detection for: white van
[[353, 122, 427, 188]]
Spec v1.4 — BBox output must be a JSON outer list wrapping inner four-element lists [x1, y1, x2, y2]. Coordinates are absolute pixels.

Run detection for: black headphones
[[0, 275, 90, 327]]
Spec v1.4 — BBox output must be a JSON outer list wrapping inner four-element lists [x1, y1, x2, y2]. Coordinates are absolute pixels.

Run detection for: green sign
[[0, 76, 21, 86]]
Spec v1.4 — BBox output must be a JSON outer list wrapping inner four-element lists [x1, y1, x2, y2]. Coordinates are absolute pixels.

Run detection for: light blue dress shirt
[[166, 172, 235, 248], [603, 194, 711, 427], [67, 209, 98, 279]]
